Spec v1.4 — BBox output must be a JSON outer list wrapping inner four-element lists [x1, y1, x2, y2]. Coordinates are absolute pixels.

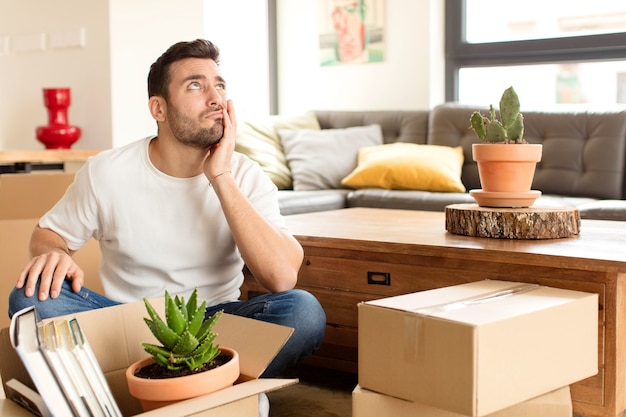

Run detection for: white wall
[[0, 0, 205, 151], [203, 0, 271, 119], [276, 0, 445, 114], [0, 0, 445, 151], [0, 0, 111, 151], [109, 0, 205, 148]]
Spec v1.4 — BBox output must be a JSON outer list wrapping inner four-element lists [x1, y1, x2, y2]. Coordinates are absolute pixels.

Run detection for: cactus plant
[[470, 86, 527, 144], [141, 288, 222, 372], [468, 86, 543, 207]]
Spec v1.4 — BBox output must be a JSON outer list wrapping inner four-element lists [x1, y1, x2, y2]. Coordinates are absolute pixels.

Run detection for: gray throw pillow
[[279, 124, 384, 191]]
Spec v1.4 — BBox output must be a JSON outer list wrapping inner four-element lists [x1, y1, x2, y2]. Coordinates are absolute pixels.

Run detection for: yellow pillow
[[235, 112, 321, 189], [341, 143, 466, 192]]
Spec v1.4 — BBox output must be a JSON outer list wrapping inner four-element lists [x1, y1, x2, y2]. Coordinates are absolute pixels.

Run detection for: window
[[446, 0, 626, 105]]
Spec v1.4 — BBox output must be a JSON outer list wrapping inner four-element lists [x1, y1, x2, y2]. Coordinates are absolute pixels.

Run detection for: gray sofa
[[268, 104, 626, 220]]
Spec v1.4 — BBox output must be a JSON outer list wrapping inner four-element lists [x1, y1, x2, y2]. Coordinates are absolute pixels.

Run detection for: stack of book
[[8, 306, 122, 417]]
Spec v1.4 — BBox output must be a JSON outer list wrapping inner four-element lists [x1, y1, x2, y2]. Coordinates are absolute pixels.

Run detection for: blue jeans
[[8, 281, 326, 377]]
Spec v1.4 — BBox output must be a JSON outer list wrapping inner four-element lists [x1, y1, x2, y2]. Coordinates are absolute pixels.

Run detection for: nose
[[206, 86, 223, 107]]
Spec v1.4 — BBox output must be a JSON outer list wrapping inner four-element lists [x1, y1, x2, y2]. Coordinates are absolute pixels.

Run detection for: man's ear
[[149, 96, 166, 122]]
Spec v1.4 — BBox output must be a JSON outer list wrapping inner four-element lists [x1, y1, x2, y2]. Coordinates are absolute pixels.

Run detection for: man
[[9, 39, 326, 382]]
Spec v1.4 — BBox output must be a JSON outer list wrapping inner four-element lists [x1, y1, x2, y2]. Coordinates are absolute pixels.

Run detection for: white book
[[68, 318, 123, 417], [9, 306, 75, 416], [54, 319, 106, 417], [39, 320, 92, 416]]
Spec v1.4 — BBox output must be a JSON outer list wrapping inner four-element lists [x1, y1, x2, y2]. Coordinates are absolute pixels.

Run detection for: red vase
[[36, 88, 81, 149]]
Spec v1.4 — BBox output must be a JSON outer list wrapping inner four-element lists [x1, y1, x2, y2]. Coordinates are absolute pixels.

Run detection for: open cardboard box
[[352, 385, 572, 417], [358, 279, 598, 417], [0, 298, 297, 416]]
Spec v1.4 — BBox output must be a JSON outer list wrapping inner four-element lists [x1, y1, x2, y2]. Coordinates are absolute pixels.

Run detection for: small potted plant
[[125, 288, 240, 412], [468, 86, 543, 207]]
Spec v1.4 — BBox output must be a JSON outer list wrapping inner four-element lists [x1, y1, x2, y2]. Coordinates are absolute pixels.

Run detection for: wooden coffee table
[[241, 207, 626, 417]]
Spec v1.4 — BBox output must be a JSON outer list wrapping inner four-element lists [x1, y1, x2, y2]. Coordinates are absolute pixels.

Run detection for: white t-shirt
[[39, 137, 285, 305]]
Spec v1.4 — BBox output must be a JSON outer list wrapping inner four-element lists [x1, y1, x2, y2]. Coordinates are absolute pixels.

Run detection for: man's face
[[164, 58, 227, 150]]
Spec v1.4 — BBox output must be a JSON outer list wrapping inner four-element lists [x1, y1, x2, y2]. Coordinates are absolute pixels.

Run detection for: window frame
[[445, 0, 626, 101]]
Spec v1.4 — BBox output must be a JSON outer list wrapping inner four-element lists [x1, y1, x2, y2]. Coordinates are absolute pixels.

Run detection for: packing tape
[[403, 313, 422, 362], [412, 283, 540, 316]]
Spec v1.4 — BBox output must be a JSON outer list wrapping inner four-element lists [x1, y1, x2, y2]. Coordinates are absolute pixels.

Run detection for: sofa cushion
[[235, 112, 321, 190], [279, 124, 383, 191], [341, 143, 466, 192], [532, 195, 596, 209], [346, 189, 475, 212], [576, 199, 626, 221], [277, 190, 350, 215], [528, 110, 626, 199]]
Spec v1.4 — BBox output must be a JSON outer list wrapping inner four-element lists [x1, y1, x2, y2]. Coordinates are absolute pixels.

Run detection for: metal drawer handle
[[367, 271, 391, 286]]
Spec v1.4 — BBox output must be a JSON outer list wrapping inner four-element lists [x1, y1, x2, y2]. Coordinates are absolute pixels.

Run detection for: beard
[[167, 106, 224, 150]]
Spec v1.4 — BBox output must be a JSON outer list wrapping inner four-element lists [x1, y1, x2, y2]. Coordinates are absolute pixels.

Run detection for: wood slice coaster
[[445, 204, 581, 239]]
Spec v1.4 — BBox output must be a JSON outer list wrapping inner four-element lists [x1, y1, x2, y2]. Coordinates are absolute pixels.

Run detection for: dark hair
[[147, 39, 221, 100]]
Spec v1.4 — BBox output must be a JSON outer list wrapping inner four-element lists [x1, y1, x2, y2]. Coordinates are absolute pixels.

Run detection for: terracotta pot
[[125, 347, 239, 412], [470, 143, 543, 207]]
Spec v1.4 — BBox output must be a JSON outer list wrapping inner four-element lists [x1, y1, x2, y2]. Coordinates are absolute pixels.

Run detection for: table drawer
[[298, 255, 470, 296], [299, 253, 606, 311]]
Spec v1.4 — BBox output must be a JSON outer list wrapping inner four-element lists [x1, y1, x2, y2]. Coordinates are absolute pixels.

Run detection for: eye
[[187, 81, 201, 90], [216, 82, 226, 91]]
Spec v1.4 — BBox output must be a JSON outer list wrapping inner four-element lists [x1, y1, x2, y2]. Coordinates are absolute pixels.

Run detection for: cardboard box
[[0, 172, 75, 219], [0, 299, 297, 416], [0, 217, 102, 331], [352, 385, 572, 417], [358, 280, 598, 416], [0, 172, 103, 330], [0, 397, 38, 416]]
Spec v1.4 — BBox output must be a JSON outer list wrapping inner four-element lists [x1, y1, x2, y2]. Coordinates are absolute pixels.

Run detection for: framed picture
[[318, 0, 385, 66]]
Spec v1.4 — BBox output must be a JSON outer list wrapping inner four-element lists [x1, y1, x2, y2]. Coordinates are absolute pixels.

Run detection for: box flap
[[212, 314, 294, 379], [137, 378, 297, 417], [0, 328, 36, 397]]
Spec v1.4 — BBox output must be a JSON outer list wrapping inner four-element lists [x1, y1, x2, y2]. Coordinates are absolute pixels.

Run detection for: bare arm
[[211, 174, 303, 292], [204, 100, 303, 292], [16, 226, 84, 300]]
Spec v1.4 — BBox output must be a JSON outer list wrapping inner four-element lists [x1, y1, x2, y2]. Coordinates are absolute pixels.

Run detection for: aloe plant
[[470, 86, 526, 143], [141, 288, 222, 372]]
